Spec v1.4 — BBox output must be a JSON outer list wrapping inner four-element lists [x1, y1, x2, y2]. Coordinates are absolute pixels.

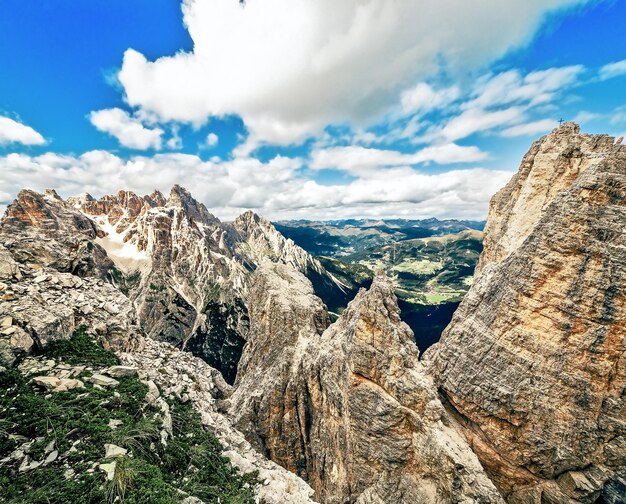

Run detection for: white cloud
[[0, 116, 46, 146], [572, 110, 602, 124], [500, 118, 557, 137], [0, 150, 510, 221], [89, 108, 164, 150], [609, 106, 626, 126], [599, 59, 626, 81], [468, 66, 583, 110], [117, 0, 592, 149], [166, 125, 183, 149], [205, 132, 219, 147], [311, 144, 487, 176], [442, 106, 527, 141], [400, 83, 460, 115], [406, 65, 583, 143]]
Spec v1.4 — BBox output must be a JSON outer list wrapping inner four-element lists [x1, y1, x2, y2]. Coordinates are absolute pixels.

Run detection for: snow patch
[[92, 216, 152, 274]]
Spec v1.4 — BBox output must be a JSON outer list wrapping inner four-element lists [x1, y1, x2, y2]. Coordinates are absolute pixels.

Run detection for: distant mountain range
[[275, 219, 484, 350], [275, 218, 484, 257]]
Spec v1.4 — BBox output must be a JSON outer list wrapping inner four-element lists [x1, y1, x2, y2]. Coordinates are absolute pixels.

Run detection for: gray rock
[[99, 461, 116, 480], [103, 365, 137, 378], [104, 443, 127, 459], [230, 263, 503, 503], [88, 374, 119, 387], [44, 450, 58, 464], [426, 123, 626, 500]]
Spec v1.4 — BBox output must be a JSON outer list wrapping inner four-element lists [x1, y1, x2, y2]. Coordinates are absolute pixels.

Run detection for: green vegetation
[[109, 269, 142, 297], [43, 327, 119, 366], [0, 331, 257, 503]]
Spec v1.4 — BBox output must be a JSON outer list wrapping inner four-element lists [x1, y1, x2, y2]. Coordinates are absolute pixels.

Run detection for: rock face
[[231, 265, 503, 503], [2, 185, 344, 384], [426, 123, 626, 502], [0, 244, 143, 364], [0, 189, 113, 279], [229, 262, 330, 468], [121, 337, 319, 504]]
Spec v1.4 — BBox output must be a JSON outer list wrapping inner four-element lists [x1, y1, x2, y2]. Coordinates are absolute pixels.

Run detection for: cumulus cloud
[[0, 150, 511, 220], [500, 118, 557, 137], [117, 0, 591, 149], [310, 144, 487, 176], [599, 59, 626, 81], [89, 108, 164, 150], [205, 132, 219, 148], [0, 116, 46, 146]]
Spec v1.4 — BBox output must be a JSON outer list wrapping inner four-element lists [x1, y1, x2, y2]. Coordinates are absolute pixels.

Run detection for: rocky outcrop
[[2, 185, 344, 384], [426, 123, 626, 502], [233, 211, 327, 276], [229, 262, 330, 470], [231, 265, 503, 503], [0, 244, 143, 364], [0, 189, 114, 279], [121, 337, 318, 504]]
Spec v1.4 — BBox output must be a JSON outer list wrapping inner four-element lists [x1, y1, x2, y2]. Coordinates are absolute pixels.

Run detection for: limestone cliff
[[230, 264, 503, 503], [0, 189, 113, 279], [0, 238, 318, 504], [426, 123, 626, 502], [1, 186, 344, 384]]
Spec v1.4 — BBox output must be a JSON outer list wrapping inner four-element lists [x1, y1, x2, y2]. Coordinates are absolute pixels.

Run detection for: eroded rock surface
[[231, 265, 503, 503], [122, 337, 318, 504], [2, 185, 344, 383], [0, 245, 143, 363], [0, 189, 113, 279], [426, 123, 626, 502]]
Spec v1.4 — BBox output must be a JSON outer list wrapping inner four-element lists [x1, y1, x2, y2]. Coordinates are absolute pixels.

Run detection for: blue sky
[[0, 0, 625, 220]]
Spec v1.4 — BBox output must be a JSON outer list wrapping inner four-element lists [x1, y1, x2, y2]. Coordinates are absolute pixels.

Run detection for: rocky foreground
[[1, 123, 626, 503]]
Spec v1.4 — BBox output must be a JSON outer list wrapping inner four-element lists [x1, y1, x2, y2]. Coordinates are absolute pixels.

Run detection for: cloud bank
[[0, 150, 511, 220], [118, 0, 591, 150]]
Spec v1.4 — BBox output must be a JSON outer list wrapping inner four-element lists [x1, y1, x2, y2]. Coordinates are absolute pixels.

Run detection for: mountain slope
[[426, 123, 626, 502], [2, 186, 345, 384], [229, 265, 503, 503]]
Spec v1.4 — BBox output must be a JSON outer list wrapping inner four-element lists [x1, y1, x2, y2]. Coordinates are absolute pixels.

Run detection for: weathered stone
[[122, 337, 318, 504], [145, 380, 160, 406], [99, 461, 116, 480], [103, 365, 137, 378], [108, 419, 123, 430], [10, 329, 34, 354], [88, 374, 119, 387], [230, 263, 503, 503], [104, 443, 127, 459], [44, 450, 58, 464], [426, 123, 626, 500], [32, 375, 84, 392]]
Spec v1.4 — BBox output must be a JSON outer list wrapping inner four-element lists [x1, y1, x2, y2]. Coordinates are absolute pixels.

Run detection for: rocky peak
[[2, 189, 100, 238], [144, 189, 166, 207], [0, 190, 113, 278], [477, 121, 624, 275], [232, 210, 326, 276], [426, 124, 626, 502], [166, 184, 219, 225], [230, 267, 502, 503]]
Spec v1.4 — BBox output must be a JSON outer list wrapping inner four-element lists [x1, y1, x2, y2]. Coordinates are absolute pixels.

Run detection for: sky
[[0, 0, 625, 221]]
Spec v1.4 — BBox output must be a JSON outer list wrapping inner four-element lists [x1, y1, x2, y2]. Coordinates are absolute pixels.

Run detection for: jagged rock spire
[[426, 123, 626, 502], [230, 267, 503, 503]]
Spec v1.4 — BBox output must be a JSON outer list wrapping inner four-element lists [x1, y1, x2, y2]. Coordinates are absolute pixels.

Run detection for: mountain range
[[1, 123, 625, 503]]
